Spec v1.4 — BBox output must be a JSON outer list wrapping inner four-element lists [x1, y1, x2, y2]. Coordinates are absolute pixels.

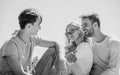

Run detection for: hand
[[64, 45, 73, 53], [65, 52, 77, 63], [54, 42, 60, 52], [65, 45, 76, 53]]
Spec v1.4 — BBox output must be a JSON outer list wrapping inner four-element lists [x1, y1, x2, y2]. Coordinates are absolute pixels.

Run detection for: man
[[80, 13, 120, 75], [0, 8, 60, 75]]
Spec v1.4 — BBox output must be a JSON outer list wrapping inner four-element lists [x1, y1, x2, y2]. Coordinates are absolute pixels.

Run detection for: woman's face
[[66, 25, 83, 42]]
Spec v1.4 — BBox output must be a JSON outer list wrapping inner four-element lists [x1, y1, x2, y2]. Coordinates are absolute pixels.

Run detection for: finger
[[66, 55, 73, 63]]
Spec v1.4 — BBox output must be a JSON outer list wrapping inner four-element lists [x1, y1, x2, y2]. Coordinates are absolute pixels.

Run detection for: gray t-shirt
[[1, 35, 41, 72]]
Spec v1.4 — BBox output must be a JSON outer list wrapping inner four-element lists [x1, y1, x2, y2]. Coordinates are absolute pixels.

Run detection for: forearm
[[101, 68, 119, 75], [37, 40, 55, 48], [101, 43, 120, 75]]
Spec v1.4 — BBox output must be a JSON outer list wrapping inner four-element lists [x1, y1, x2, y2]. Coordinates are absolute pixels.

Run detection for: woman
[[61, 22, 93, 75]]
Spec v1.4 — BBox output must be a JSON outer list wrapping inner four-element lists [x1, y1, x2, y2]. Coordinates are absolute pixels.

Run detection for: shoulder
[[6, 36, 21, 49], [7, 36, 19, 47], [78, 42, 91, 48], [107, 35, 120, 47], [77, 42, 92, 51], [2, 36, 19, 56]]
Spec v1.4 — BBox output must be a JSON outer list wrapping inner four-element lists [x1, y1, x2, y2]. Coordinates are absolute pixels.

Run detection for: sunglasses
[[65, 28, 78, 37]]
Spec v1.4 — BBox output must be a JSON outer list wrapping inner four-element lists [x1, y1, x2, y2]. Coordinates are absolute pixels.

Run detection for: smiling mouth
[[85, 31, 88, 35], [83, 29, 88, 34]]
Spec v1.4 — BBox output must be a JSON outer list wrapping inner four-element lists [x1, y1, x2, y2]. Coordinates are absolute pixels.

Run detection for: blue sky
[[0, 0, 120, 59]]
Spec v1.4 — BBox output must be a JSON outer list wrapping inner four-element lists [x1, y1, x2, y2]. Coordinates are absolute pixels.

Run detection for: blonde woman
[[61, 22, 93, 75]]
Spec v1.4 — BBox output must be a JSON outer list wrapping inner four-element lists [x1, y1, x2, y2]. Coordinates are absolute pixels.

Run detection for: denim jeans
[[1, 47, 59, 75], [33, 47, 59, 75]]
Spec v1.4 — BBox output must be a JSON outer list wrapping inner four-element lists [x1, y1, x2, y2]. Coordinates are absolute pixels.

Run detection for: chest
[[17, 41, 34, 66], [20, 44, 31, 60], [92, 44, 110, 64]]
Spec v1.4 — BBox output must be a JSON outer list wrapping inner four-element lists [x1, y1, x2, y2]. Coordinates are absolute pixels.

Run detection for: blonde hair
[[65, 22, 83, 45], [65, 22, 88, 52], [66, 22, 80, 32]]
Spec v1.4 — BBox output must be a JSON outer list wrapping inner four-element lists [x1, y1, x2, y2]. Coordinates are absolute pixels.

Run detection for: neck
[[92, 30, 106, 43], [18, 29, 30, 43]]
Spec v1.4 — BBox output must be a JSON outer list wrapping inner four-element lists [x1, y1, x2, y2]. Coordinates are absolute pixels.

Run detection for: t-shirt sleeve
[[3, 40, 18, 57], [101, 42, 120, 75]]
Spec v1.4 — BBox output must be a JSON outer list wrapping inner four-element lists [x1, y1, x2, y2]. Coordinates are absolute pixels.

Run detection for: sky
[[0, 0, 120, 59]]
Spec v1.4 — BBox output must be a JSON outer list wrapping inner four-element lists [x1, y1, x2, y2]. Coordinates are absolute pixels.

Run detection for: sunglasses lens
[[65, 28, 78, 37]]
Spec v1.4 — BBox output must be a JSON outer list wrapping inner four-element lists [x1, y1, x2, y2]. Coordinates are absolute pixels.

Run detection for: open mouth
[[83, 29, 88, 34], [85, 31, 88, 35]]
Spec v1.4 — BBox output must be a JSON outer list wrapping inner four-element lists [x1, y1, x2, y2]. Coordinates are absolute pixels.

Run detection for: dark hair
[[18, 8, 42, 29], [81, 13, 100, 28]]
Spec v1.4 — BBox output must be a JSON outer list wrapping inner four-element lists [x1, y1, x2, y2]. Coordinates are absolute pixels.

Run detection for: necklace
[[17, 33, 29, 45]]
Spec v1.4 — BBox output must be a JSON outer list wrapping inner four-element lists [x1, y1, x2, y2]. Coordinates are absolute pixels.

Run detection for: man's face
[[30, 18, 41, 35], [81, 18, 94, 37]]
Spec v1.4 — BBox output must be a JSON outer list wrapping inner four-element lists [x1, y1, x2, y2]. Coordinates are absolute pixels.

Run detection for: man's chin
[[85, 33, 92, 37]]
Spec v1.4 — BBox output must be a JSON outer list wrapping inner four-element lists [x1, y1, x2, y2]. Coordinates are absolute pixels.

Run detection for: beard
[[85, 32, 92, 37], [84, 29, 94, 37]]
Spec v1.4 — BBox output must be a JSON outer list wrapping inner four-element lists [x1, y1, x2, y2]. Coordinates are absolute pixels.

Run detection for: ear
[[26, 23, 32, 29], [93, 22, 98, 28]]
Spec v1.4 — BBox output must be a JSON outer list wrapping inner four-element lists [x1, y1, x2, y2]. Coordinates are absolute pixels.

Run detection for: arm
[[34, 37, 59, 52], [34, 37, 55, 47], [65, 45, 77, 63], [64, 44, 77, 63], [38, 39, 60, 52], [37, 39, 55, 47], [101, 43, 120, 75]]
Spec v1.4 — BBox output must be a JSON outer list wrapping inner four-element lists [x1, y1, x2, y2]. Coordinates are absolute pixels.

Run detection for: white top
[[63, 42, 93, 75]]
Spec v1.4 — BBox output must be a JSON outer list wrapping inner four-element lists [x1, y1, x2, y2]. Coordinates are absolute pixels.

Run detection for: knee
[[48, 47, 56, 54], [46, 47, 57, 57]]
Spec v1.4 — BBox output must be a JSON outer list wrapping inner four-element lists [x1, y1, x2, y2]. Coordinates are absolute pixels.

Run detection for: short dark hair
[[18, 8, 42, 29], [81, 13, 100, 28]]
